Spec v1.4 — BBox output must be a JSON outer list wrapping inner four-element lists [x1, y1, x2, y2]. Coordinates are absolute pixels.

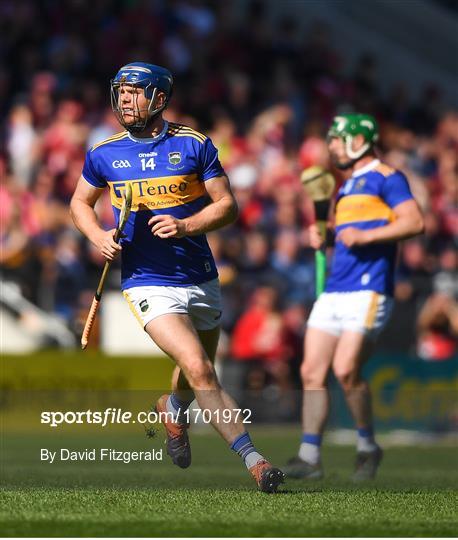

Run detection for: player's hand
[[308, 223, 324, 249], [336, 227, 370, 247], [94, 228, 122, 262], [148, 214, 186, 238]]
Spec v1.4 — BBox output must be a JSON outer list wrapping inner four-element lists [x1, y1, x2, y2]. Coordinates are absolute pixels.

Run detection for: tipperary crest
[[168, 151, 182, 165], [355, 178, 366, 190]]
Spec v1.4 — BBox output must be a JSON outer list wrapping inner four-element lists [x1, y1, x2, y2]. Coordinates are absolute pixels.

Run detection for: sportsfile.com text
[[40, 408, 252, 428]]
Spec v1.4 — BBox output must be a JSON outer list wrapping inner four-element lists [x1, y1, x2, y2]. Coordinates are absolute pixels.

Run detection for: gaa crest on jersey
[[168, 152, 181, 165]]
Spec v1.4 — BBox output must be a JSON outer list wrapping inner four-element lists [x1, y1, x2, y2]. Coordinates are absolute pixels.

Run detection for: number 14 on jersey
[[141, 157, 156, 171]]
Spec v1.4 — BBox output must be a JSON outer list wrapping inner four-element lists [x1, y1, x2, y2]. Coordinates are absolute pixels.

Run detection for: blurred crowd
[[1, 1, 457, 393]]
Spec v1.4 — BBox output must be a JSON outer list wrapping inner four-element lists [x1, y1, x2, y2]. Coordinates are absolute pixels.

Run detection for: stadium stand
[[1, 0, 456, 376]]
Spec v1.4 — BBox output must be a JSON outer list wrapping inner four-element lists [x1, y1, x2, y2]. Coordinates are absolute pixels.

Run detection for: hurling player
[[70, 62, 284, 493], [284, 114, 424, 480]]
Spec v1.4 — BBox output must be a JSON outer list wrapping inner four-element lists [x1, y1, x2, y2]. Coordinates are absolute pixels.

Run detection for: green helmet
[[327, 113, 379, 160]]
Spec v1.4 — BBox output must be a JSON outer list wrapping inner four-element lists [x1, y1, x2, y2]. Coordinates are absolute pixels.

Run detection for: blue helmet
[[110, 62, 173, 132]]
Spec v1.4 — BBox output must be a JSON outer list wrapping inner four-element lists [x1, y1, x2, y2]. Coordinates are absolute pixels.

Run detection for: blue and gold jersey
[[82, 121, 225, 289], [326, 159, 413, 296]]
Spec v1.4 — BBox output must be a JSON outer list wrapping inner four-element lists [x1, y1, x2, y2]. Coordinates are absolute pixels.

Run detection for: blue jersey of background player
[[70, 62, 284, 493], [326, 158, 415, 296], [284, 114, 424, 482]]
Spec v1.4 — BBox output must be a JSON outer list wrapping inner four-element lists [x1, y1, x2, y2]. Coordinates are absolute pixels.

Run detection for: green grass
[[1, 429, 457, 537]]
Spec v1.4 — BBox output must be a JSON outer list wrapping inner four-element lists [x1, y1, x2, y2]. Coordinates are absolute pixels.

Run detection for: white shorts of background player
[[307, 290, 394, 340]]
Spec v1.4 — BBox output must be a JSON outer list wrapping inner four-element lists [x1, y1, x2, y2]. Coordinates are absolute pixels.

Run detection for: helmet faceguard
[[110, 62, 173, 133], [326, 113, 379, 166]]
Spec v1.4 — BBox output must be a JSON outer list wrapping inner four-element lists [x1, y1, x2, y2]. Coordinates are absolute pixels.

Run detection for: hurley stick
[[301, 166, 335, 297], [81, 183, 133, 349]]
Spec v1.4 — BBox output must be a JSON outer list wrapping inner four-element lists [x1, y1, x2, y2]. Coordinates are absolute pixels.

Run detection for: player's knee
[[300, 360, 325, 389], [185, 359, 217, 390], [334, 366, 359, 391]]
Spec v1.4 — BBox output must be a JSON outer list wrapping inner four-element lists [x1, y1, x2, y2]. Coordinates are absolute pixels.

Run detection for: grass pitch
[[1, 429, 457, 537]]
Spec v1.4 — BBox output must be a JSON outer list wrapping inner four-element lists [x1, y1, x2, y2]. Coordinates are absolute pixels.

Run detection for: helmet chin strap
[[345, 136, 370, 160], [334, 137, 372, 170]]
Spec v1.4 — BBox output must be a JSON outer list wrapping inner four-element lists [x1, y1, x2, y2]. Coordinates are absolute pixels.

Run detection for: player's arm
[[362, 199, 424, 244], [338, 170, 424, 248], [337, 199, 424, 247], [148, 175, 238, 238], [183, 175, 238, 234], [70, 176, 122, 261]]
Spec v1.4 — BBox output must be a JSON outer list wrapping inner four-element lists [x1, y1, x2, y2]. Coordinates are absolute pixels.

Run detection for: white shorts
[[307, 291, 394, 339], [123, 278, 222, 331]]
